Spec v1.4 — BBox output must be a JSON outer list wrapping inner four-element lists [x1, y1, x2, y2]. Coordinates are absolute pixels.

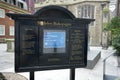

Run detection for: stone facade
[[35, 0, 109, 46]]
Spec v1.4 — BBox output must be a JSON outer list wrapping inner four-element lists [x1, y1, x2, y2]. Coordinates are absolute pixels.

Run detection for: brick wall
[[0, 8, 14, 42]]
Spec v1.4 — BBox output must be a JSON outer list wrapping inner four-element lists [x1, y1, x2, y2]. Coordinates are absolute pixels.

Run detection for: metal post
[[70, 68, 75, 80], [30, 72, 34, 80], [103, 60, 106, 80]]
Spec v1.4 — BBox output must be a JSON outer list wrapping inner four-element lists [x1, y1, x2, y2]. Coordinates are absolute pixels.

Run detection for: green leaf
[[106, 17, 120, 55]]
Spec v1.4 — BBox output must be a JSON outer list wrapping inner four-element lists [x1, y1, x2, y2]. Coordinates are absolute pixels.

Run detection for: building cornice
[[35, 0, 109, 8], [0, 1, 30, 14]]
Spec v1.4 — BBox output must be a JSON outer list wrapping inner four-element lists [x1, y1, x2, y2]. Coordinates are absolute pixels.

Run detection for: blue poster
[[44, 30, 66, 48]]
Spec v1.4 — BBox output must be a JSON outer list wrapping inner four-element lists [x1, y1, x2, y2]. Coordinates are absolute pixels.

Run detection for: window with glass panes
[[78, 5, 95, 26], [0, 25, 5, 36], [9, 26, 14, 36], [0, 9, 5, 18]]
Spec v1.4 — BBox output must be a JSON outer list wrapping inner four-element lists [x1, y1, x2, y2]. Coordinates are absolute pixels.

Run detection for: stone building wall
[[68, 2, 102, 46], [35, 0, 109, 46]]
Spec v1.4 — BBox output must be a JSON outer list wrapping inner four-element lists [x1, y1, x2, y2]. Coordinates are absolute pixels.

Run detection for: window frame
[[79, 5, 95, 26], [0, 25, 5, 36], [9, 26, 14, 36], [0, 9, 5, 18]]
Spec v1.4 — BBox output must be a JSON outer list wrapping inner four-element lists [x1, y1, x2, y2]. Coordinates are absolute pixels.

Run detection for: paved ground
[[101, 47, 120, 80], [0, 43, 120, 80], [0, 44, 14, 70]]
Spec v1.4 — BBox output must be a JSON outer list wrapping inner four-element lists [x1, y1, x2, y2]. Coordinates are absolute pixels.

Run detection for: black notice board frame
[[14, 18, 90, 72], [6, 5, 95, 72]]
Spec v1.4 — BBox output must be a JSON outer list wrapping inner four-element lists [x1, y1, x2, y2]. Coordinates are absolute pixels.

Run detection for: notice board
[[6, 5, 94, 72]]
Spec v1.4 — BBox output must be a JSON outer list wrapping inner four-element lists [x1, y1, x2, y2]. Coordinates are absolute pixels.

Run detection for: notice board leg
[[30, 72, 34, 80], [70, 68, 75, 80]]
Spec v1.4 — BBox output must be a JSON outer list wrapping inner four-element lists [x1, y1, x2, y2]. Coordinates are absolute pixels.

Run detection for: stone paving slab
[[0, 44, 14, 71]]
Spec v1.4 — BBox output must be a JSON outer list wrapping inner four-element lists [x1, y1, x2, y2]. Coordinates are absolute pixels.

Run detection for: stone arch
[[34, 5, 75, 19]]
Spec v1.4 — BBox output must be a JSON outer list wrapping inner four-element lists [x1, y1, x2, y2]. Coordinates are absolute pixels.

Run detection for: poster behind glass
[[43, 30, 66, 53]]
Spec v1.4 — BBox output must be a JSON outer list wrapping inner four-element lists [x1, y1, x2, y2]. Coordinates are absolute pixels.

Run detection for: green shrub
[[112, 35, 120, 56], [105, 17, 120, 55]]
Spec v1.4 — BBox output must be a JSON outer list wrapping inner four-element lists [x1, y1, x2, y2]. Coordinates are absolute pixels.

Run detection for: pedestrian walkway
[[0, 44, 14, 71], [101, 47, 120, 80], [0, 43, 120, 80]]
